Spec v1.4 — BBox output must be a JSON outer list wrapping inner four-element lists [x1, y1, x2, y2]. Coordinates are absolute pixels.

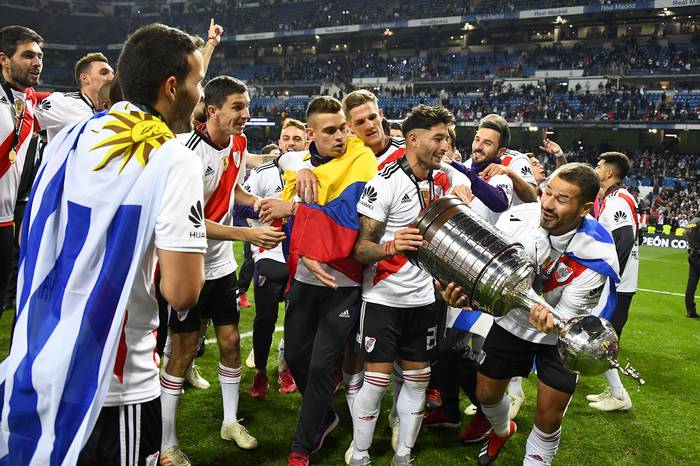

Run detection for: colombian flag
[[282, 136, 376, 285]]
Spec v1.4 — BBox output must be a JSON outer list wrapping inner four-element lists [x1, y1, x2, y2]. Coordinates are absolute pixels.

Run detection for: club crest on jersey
[[554, 263, 574, 283], [420, 188, 431, 206], [233, 150, 241, 167], [221, 155, 229, 170], [364, 336, 376, 353]]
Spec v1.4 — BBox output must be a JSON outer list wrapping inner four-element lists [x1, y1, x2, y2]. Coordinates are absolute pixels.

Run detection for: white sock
[[160, 372, 185, 449], [604, 369, 627, 399], [277, 338, 285, 371], [508, 377, 524, 398], [524, 425, 561, 465], [481, 395, 510, 437], [163, 335, 172, 358], [352, 371, 390, 459], [344, 370, 364, 414], [390, 362, 403, 420], [396, 367, 430, 457], [218, 363, 241, 423]]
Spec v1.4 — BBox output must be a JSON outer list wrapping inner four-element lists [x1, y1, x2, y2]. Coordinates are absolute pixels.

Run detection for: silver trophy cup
[[407, 196, 619, 376]]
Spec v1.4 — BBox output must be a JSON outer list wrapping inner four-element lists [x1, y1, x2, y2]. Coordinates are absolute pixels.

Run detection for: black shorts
[[78, 397, 161, 466], [170, 272, 239, 334], [478, 323, 578, 395], [357, 300, 438, 363]]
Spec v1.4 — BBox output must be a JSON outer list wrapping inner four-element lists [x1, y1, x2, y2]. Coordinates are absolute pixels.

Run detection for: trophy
[[408, 196, 644, 382]]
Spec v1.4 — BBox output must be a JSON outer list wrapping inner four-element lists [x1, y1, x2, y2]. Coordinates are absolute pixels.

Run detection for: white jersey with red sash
[[357, 158, 450, 308], [497, 216, 620, 345], [178, 126, 247, 279], [501, 149, 536, 206], [0, 83, 36, 225], [597, 186, 639, 293], [376, 136, 406, 169]]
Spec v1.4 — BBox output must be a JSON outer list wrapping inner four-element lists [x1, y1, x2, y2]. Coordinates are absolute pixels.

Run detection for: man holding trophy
[[440, 162, 621, 465]]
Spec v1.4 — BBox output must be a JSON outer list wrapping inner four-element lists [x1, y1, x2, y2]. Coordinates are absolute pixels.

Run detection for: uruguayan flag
[[568, 216, 620, 321], [0, 102, 176, 465], [446, 307, 494, 338]]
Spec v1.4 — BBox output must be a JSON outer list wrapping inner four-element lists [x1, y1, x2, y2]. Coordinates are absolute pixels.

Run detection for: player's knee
[[534, 407, 564, 433], [476, 382, 503, 405]]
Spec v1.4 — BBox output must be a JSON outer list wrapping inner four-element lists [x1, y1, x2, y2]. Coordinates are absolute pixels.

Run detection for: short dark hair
[[478, 114, 510, 149], [108, 74, 122, 104], [74, 52, 109, 86], [306, 96, 342, 121], [0, 26, 42, 59], [204, 75, 248, 109], [261, 144, 281, 155], [599, 151, 631, 180], [117, 23, 198, 106], [390, 122, 403, 132], [551, 162, 600, 204], [402, 105, 455, 135]]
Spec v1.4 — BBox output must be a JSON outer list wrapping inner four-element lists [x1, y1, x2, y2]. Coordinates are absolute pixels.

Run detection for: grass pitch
[[1, 245, 697, 465]]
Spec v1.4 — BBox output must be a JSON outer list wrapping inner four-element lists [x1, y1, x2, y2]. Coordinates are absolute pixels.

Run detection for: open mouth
[[542, 211, 557, 221]]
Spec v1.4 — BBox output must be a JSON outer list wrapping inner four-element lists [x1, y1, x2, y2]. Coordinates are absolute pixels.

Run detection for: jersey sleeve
[[277, 150, 307, 173], [490, 174, 513, 208], [552, 268, 606, 320], [242, 167, 260, 196], [357, 174, 392, 224], [508, 156, 537, 186], [34, 93, 68, 133], [598, 197, 636, 232], [155, 150, 208, 253]]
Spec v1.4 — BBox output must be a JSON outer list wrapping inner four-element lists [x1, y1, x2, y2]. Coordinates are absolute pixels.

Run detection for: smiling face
[[540, 175, 592, 235], [471, 127, 504, 165], [307, 111, 348, 158], [278, 125, 306, 153], [408, 123, 450, 172], [1, 40, 43, 89], [209, 91, 251, 137], [347, 101, 385, 151]]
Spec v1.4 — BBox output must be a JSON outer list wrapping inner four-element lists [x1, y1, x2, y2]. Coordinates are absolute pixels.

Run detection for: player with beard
[[475, 114, 537, 207], [244, 118, 308, 399], [71, 23, 208, 465], [159, 76, 285, 465], [349, 105, 455, 466], [0, 26, 42, 321], [443, 163, 620, 466], [34, 52, 113, 141], [588, 152, 638, 412]]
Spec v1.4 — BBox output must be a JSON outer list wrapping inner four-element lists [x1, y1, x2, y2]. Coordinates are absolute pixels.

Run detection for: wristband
[[384, 240, 397, 257]]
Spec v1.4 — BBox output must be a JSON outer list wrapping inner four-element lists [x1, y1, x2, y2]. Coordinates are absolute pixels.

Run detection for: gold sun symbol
[[91, 109, 174, 173]]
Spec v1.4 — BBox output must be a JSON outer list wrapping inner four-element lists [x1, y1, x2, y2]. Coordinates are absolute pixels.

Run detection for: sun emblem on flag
[[91, 110, 174, 173]]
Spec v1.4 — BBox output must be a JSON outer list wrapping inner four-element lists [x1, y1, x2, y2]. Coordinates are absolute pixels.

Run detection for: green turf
[[1, 245, 698, 465]]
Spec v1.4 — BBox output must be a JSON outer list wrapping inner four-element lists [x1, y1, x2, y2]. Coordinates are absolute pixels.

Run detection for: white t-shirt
[[243, 160, 286, 264], [0, 84, 35, 223], [177, 128, 247, 280], [105, 138, 207, 406], [34, 91, 95, 142], [463, 149, 536, 208], [597, 187, 639, 293], [357, 161, 450, 308]]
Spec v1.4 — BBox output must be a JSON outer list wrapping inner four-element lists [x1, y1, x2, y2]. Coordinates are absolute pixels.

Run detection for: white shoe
[[464, 403, 477, 416], [185, 364, 210, 390], [344, 441, 354, 465], [389, 414, 399, 452], [588, 390, 632, 411], [508, 393, 525, 420], [160, 445, 191, 466], [245, 348, 255, 369], [221, 421, 258, 449], [586, 386, 612, 402]]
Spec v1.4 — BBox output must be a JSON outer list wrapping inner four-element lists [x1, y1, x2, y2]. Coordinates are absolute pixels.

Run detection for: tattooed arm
[[353, 215, 424, 264]]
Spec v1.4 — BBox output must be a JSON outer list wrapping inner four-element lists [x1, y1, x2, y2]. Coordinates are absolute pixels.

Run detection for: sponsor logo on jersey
[[613, 210, 628, 223], [364, 336, 376, 353], [258, 275, 267, 287], [36, 99, 52, 111], [521, 166, 532, 176], [205, 166, 215, 177], [275, 185, 283, 192], [400, 193, 412, 204], [362, 185, 378, 204], [339, 309, 351, 318], [189, 200, 204, 228], [554, 263, 574, 283]]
